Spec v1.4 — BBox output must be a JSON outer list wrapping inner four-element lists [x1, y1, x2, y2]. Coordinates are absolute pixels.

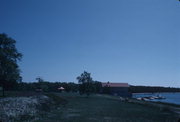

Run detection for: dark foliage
[[17, 81, 79, 92], [77, 71, 95, 96], [130, 85, 180, 93], [76, 71, 103, 96], [0, 33, 22, 95], [102, 85, 111, 94], [93, 81, 102, 93]]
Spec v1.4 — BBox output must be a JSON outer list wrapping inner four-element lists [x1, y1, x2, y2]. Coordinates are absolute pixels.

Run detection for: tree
[[77, 71, 94, 96], [102, 81, 111, 94], [93, 81, 102, 93], [35, 77, 50, 92], [0, 33, 22, 96], [36, 76, 44, 82]]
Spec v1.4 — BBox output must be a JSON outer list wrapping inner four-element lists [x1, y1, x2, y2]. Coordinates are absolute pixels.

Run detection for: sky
[[0, 0, 180, 87]]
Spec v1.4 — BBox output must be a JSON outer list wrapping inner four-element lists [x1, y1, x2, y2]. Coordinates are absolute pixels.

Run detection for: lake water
[[133, 92, 180, 105]]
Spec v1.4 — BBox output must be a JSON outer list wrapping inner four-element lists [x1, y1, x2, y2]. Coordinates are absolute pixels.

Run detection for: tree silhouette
[[0, 33, 22, 96], [77, 71, 94, 96]]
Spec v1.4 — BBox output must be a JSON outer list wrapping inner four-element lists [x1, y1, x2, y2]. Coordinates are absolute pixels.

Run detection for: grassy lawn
[[36, 93, 179, 122]]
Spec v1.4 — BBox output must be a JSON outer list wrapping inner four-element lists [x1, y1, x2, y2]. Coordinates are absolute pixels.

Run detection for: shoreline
[[132, 92, 180, 105], [128, 98, 180, 117]]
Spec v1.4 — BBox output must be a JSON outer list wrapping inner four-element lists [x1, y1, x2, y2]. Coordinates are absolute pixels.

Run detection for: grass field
[[35, 93, 179, 122]]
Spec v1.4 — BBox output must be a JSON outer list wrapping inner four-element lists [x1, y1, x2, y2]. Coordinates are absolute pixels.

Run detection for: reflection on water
[[133, 92, 180, 105]]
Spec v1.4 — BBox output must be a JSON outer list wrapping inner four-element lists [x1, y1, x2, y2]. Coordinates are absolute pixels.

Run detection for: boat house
[[102, 82, 132, 97]]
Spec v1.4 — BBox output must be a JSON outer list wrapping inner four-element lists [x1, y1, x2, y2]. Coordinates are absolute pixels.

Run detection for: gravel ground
[[0, 95, 50, 122]]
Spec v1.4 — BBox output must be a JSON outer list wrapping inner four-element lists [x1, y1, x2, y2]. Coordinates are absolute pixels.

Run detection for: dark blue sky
[[0, 0, 180, 87]]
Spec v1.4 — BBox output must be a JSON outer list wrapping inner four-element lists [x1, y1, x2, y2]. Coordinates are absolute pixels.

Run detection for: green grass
[[45, 93, 68, 106], [153, 101, 180, 108], [36, 93, 179, 122]]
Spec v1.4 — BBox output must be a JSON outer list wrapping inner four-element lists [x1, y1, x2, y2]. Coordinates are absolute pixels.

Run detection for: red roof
[[102, 82, 129, 87]]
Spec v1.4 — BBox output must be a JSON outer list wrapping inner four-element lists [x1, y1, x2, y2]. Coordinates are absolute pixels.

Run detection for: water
[[133, 92, 180, 105]]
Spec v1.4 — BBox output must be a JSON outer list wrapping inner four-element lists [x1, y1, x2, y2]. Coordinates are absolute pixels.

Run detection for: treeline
[[17, 81, 78, 92], [16, 81, 102, 93], [130, 86, 180, 93], [16, 83, 180, 93]]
